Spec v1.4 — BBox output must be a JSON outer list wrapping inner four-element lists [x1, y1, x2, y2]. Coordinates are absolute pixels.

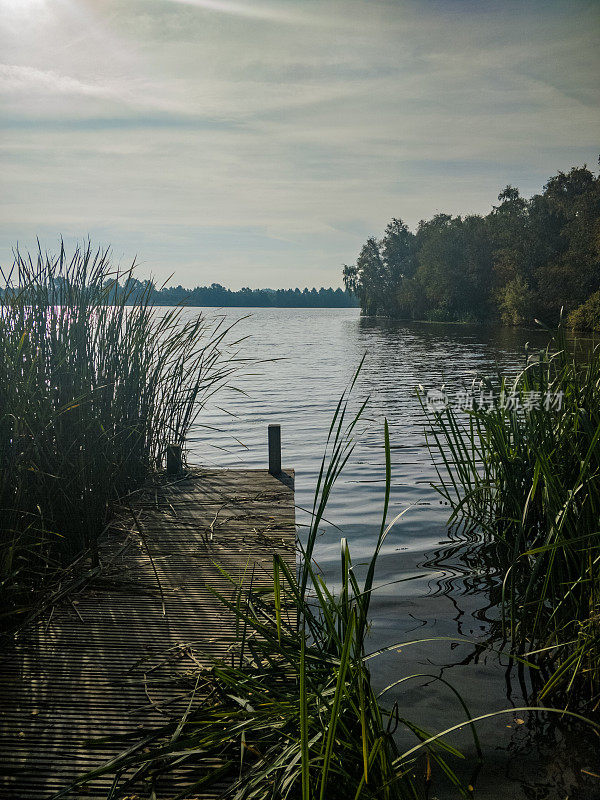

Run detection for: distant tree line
[[343, 162, 600, 329], [0, 265, 356, 308], [117, 283, 358, 308]]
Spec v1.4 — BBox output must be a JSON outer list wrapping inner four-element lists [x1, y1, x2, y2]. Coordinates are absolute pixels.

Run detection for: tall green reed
[[419, 331, 600, 706], [0, 241, 241, 629], [60, 377, 484, 800]]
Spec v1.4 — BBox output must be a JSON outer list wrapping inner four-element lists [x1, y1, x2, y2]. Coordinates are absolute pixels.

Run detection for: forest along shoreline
[[343, 162, 600, 332], [1, 242, 599, 799]]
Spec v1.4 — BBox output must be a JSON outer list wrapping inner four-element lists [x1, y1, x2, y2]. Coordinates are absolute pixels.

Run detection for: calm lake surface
[[184, 307, 598, 800]]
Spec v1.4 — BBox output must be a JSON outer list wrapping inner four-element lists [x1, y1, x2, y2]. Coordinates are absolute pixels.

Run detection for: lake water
[[185, 307, 598, 800]]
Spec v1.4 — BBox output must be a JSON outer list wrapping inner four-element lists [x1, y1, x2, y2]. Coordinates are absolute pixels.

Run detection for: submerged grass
[[420, 329, 600, 707], [0, 241, 241, 630]]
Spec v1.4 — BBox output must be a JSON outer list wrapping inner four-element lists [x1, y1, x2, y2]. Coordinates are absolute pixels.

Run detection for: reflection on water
[[184, 308, 599, 799]]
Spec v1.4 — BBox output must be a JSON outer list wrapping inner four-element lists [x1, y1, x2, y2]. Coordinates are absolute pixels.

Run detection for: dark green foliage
[[121, 282, 358, 308], [0, 242, 240, 630], [344, 221, 415, 317], [344, 162, 600, 326], [567, 290, 600, 331]]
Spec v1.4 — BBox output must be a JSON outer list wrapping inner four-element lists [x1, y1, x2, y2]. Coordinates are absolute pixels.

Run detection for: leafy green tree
[[567, 290, 600, 331], [344, 161, 599, 327], [396, 277, 425, 319], [496, 276, 535, 326], [343, 219, 415, 316], [381, 218, 416, 285], [488, 185, 533, 293], [343, 237, 386, 315], [534, 166, 600, 318]]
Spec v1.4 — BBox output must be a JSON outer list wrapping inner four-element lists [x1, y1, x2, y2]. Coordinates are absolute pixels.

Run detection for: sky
[[1, 0, 599, 289]]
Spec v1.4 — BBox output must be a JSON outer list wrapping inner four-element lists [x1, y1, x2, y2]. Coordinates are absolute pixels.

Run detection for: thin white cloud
[[0, 64, 126, 99], [0, 0, 598, 288], [162, 0, 309, 24]]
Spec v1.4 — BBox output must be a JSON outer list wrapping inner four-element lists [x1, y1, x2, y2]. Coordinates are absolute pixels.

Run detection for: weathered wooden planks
[[0, 468, 295, 799]]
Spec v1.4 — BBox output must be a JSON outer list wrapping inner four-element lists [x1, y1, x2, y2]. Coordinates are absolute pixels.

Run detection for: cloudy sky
[[1, 0, 598, 289]]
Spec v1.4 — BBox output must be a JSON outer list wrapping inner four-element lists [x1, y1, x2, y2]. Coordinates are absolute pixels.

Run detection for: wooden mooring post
[[268, 424, 281, 475], [166, 443, 183, 476]]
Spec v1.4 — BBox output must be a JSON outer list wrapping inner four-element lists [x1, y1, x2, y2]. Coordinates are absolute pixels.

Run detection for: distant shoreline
[[122, 282, 359, 309]]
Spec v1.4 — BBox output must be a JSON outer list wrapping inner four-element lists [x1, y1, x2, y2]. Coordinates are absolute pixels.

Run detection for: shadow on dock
[[0, 467, 296, 798]]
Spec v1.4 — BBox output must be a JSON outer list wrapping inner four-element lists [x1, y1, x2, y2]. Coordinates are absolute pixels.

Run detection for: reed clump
[[60, 385, 483, 800], [0, 241, 240, 630], [58, 374, 600, 799], [421, 332, 600, 707]]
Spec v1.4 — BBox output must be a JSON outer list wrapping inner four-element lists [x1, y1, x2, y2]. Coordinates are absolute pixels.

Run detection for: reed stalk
[[0, 241, 241, 630], [58, 379, 482, 799], [420, 330, 600, 706]]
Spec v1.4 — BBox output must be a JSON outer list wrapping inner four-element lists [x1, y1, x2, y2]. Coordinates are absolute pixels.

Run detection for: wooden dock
[[0, 467, 296, 799]]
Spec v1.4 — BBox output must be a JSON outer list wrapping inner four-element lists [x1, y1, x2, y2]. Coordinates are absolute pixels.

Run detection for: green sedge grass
[[57, 377, 483, 800], [0, 240, 242, 630], [419, 328, 600, 707]]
